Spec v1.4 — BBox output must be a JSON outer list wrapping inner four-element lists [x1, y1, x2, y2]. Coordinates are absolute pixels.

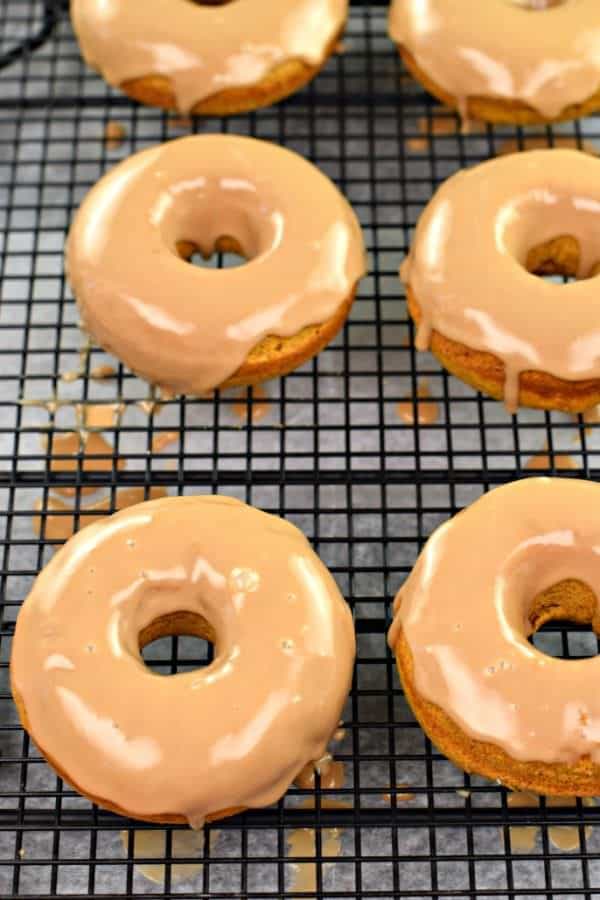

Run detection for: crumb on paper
[[90, 364, 116, 380], [105, 121, 126, 149], [61, 369, 80, 383], [169, 116, 193, 129], [384, 783, 415, 803]]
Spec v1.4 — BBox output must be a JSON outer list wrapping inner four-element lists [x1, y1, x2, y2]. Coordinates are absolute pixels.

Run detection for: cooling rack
[[2, 1, 600, 897]]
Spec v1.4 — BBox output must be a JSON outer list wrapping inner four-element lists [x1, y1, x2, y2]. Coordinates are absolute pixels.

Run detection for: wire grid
[[2, 1, 600, 897]]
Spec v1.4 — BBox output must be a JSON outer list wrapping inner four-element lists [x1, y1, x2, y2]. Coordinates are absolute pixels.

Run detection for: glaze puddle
[[105, 121, 126, 149], [525, 449, 577, 470], [33, 487, 168, 543], [506, 791, 539, 851], [295, 757, 345, 791], [498, 136, 597, 157], [574, 404, 600, 435], [583, 404, 600, 425], [43, 431, 124, 496], [152, 431, 180, 453], [287, 799, 351, 896], [407, 107, 484, 151], [383, 783, 416, 803], [59, 343, 92, 384], [61, 369, 80, 384], [20, 397, 80, 417], [137, 399, 163, 417], [505, 792, 595, 852], [231, 385, 270, 424], [547, 796, 595, 851], [396, 382, 439, 425], [169, 116, 193, 129], [90, 364, 117, 380], [120, 828, 205, 885], [76, 402, 125, 430]]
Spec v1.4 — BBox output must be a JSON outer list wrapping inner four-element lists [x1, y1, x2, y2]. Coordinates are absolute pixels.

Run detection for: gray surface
[[1, 4, 600, 898]]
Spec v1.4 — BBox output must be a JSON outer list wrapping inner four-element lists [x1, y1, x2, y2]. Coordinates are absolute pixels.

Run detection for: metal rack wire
[[2, 1, 600, 897]]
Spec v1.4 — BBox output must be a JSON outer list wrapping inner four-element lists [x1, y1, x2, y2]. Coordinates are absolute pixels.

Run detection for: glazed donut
[[389, 0, 600, 125], [389, 477, 600, 796], [70, 0, 348, 115], [402, 149, 600, 413], [66, 135, 366, 396], [11, 495, 356, 825]]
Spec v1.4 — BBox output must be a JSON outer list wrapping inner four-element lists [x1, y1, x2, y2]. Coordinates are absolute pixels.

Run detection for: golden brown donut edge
[[399, 47, 600, 125], [117, 30, 343, 116], [392, 579, 600, 796], [406, 278, 600, 414]]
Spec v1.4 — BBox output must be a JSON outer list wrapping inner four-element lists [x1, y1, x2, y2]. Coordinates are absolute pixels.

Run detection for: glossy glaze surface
[[66, 135, 366, 396], [11, 495, 356, 824], [389, 0, 600, 118], [389, 478, 600, 764], [401, 149, 600, 410], [71, 0, 348, 112]]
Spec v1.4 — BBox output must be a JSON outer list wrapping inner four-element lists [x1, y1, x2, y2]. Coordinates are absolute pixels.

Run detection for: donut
[[70, 0, 348, 115], [66, 135, 366, 397], [389, 477, 600, 796], [402, 149, 600, 413], [389, 0, 600, 125], [10, 495, 356, 825]]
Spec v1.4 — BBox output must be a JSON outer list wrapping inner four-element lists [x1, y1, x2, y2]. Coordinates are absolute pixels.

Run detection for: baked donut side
[[406, 287, 600, 415], [389, 0, 600, 124], [71, 0, 348, 114], [398, 48, 600, 127], [121, 32, 343, 117], [392, 593, 600, 797], [223, 290, 356, 389], [174, 237, 357, 391]]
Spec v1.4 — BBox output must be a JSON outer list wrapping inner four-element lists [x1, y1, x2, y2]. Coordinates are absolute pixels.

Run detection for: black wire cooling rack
[[3, 1, 600, 898]]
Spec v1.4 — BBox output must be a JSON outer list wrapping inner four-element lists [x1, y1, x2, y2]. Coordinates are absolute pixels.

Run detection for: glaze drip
[[401, 150, 600, 412], [389, 0, 600, 119], [71, 0, 348, 113]]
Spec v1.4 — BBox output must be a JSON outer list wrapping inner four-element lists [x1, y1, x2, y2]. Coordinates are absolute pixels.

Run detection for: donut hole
[[523, 235, 600, 283], [176, 237, 247, 270], [139, 610, 216, 675], [158, 175, 279, 268], [525, 235, 582, 282], [499, 191, 600, 282], [528, 579, 600, 659]]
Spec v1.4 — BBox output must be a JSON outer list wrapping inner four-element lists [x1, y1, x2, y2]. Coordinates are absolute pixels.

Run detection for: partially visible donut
[[66, 135, 366, 397], [389, 477, 600, 796], [11, 495, 356, 825], [70, 0, 348, 115], [389, 0, 600, 124], [401, 149, 600, 413]]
